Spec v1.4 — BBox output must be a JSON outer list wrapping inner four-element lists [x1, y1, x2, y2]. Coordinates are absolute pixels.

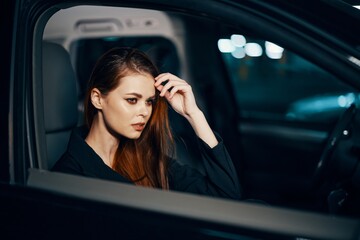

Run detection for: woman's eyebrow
[[125, 93, 156, 99], [125, 92, 142, 98]]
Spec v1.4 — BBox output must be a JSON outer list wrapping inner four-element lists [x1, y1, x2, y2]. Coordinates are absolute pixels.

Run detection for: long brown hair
[[84, 47, 173, 189]]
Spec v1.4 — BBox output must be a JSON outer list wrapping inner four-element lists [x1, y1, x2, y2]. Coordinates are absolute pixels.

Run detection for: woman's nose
[[138, 102, 150, 117]]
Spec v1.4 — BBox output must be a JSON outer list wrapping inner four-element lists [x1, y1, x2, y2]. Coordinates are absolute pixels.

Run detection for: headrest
[[42, 41, 78, 132]]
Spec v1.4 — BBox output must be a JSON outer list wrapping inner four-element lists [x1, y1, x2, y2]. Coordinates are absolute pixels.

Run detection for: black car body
[[2, 0, 360, 239]]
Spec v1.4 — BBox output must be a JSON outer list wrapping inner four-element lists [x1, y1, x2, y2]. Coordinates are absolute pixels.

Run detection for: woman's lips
[[132, 123, 145, 131]]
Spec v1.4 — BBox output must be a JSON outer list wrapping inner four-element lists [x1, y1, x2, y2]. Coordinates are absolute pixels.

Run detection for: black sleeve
[[168, 133, 242, 200]]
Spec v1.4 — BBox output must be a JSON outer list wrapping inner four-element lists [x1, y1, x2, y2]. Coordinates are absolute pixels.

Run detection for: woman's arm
[[154, 73, 218, 148], [169, 135, 242, 199], [185, 110, 218, 148], [155, 73, 241, 199]]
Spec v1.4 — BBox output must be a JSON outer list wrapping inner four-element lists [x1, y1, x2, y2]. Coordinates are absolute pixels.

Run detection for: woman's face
[[98, 73, 156, 139]]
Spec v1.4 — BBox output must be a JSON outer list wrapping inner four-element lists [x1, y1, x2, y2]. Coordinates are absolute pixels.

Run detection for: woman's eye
[[146, 99, 155, 106], [146, 98, 155, 106], [126, 98, 137, 104]]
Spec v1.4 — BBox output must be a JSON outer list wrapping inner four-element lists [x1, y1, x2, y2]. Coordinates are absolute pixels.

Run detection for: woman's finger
[[168, 84, 190, 99], [159, 80, 178, 96], [154, 73, 172, 86], [154, 73, 185, 87], [157, 79, 187, 97]]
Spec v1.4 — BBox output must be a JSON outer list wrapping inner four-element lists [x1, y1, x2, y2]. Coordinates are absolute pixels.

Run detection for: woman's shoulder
[[51, 125, 88, 173], [51, 151, 82, 174]]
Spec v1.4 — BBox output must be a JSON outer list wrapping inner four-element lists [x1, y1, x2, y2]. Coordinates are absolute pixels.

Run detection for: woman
[[52, 47, 241, 200]]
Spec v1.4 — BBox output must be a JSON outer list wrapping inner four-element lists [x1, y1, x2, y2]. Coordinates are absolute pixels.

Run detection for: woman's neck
[[85, 117, 119, 168]]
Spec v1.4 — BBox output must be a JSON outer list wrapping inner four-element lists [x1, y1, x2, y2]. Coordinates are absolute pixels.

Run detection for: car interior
[[28, 2, 360, 221]]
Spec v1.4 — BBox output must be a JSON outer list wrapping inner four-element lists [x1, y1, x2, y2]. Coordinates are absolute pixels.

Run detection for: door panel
[[239, 121, 327, 206]]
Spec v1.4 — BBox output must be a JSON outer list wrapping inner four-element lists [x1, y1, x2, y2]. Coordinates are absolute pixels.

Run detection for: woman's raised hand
[[154, 73, 200, 119], [155, 72, 218, 148]]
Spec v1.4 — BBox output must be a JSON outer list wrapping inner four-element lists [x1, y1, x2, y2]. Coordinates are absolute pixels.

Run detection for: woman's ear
[[90, 88, 103, 109]]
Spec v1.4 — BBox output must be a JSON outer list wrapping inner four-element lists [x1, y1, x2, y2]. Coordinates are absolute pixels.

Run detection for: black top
[[52, 126, 241, 200]]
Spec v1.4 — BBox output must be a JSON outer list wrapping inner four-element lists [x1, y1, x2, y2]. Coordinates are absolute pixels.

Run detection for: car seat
[[42, 41, 78, 169]]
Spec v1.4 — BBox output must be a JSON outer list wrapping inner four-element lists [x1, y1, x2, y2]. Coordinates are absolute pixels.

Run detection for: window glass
[[218, 34, 357, 123]]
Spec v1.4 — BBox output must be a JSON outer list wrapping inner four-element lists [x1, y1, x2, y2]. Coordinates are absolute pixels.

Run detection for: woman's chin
[[126, 132, 143, 140]]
